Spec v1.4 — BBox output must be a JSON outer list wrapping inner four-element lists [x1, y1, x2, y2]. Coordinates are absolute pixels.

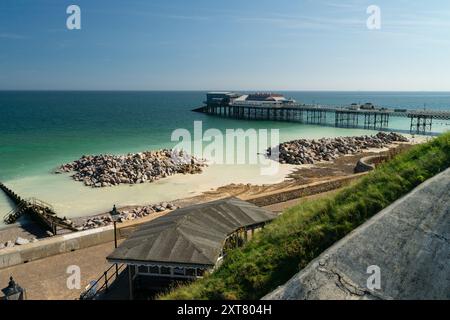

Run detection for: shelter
[[107, 197, 277, 299]]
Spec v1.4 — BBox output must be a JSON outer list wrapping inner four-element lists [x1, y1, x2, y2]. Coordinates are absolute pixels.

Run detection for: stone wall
[[244, 173, 367, 207], [354, 155, 386, 173]]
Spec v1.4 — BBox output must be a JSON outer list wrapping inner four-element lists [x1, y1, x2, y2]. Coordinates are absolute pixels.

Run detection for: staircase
[[27, 197, 78, 233], [1, 182, 78, 234], [3, 201, 28, 224]]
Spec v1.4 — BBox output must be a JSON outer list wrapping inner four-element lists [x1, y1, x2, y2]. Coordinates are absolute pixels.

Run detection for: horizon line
[[1, 89, 450, 93]]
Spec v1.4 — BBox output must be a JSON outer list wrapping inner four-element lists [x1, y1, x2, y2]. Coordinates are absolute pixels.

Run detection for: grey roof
[[107, 198, 277, 267]]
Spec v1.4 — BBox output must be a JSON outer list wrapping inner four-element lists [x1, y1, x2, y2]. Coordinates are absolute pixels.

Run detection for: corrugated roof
[[107, 198, 277, 266]]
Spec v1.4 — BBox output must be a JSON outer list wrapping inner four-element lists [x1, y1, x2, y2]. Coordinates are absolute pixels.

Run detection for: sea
[[1, 91, 449, 227]]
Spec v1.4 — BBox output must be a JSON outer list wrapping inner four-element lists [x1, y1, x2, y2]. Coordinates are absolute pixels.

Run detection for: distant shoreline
[[2, 90, 450, 93]]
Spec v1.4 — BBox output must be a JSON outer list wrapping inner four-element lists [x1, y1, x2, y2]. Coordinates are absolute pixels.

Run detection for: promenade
[[0, 241, 117, 300], [0, 191, 336, 300]]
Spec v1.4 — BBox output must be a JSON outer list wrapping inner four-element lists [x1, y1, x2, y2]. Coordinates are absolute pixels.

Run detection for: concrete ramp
[[263, 168, 450, 300]]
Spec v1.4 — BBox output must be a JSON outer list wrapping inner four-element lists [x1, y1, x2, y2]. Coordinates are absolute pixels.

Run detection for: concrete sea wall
[[244, 173, 367, 207], [263, 168, 450, 300], [0, 211, 167, 270], [0, 173, 368, 270]]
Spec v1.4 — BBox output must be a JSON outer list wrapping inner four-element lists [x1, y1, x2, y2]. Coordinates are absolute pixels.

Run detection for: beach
[[1, 131, 422, 223], [0, 134, 426, 245], [0, 90, 444, 233]]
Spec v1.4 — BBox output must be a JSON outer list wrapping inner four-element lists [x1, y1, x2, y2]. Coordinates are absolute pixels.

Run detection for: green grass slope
[[160, 132, 450, 300]]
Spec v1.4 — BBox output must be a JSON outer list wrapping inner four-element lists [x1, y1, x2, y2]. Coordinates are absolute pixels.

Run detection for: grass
[[159, 132, 450, 300]]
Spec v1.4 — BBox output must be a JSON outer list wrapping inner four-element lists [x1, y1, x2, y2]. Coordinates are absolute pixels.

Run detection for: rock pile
[[0, 237, 38, 250], [78, 202, 178, 230], [56, 149, 207, 188], [269, 132, 408, 165]]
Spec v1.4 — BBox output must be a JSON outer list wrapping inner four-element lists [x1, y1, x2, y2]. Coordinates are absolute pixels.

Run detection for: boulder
[[15, 237, 30, 245]]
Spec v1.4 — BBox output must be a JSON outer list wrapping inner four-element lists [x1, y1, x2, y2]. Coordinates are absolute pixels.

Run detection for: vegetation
[[160, 132, 450, 300]]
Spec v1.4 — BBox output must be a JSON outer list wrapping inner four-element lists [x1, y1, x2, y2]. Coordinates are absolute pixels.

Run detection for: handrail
[[3, 205, 19, 219], [3, 201, 27, 223], [79, 263, 126, 300], [1, 184, 77, 231], [27, 197, 54, 211]]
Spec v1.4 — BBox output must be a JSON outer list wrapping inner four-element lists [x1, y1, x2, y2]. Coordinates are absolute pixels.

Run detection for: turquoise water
[[1, 91, 449, 181], [0, 91, 449, 225]]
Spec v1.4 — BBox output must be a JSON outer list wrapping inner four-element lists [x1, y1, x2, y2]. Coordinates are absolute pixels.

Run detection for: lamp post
[[110, 204, 120, 249], [2, 276, 26, 300]]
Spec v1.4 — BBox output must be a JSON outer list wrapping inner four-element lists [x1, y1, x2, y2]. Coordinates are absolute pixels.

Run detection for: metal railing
[[79, 263, 126, 300], [27, 197, 55, 212], [3, 201, 28, 224]]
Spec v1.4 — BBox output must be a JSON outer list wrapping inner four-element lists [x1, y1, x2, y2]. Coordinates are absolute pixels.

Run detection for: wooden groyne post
[[0, 182, 25, 205], [1, 182, 78, 234]]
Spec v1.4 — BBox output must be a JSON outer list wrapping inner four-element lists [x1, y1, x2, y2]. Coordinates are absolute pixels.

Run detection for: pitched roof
[[107, 198, 277, 266]]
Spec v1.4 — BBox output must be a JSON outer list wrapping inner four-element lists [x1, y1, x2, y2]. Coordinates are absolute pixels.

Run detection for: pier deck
[[193, 104, 450, 133]]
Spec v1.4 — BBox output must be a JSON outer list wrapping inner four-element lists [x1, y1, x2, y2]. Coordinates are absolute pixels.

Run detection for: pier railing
[[195, 104, 450, 133], [28, 197, 55, 212]]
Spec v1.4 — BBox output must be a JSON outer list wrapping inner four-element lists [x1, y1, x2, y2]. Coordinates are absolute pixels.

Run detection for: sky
[[0, 0, 450, 91]]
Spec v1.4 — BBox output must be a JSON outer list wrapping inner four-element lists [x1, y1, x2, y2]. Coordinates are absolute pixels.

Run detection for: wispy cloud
[[318, 0, 363, 11], [91, 7, 211, 22], [234, 13, 364, 31], [159, 14, 210, 21], [385, 14, 450, 29], [0, 32, 27, 39]]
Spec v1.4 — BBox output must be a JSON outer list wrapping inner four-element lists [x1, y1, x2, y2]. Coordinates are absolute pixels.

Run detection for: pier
[[1, 182, 78, 235], [193, 104, 450, 133]]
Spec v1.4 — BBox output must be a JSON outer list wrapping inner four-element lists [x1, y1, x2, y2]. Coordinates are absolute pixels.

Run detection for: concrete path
[[0, 241, 118, 300], [264, 168, 450, 300]]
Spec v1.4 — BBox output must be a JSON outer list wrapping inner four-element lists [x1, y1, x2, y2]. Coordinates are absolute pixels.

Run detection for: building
[[348, 103, 360, 110], [230, 92, 296, 107], [360, 102, 376, 110], [106, 197, 277, 299], [205, 92, 296, 109], [205, 92, 241, 108], [247, 93, 285, 102]]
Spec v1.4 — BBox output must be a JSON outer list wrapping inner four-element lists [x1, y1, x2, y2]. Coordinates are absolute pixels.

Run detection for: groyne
[[1, 183, 78, 234], [0, 210, 170, 269]]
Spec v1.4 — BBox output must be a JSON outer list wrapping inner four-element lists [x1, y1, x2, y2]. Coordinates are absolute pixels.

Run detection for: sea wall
[[0, 211, 168, 270], [244, 173, 367, 207], [354, 155, 386, 173], [1, 173, 368, 270]]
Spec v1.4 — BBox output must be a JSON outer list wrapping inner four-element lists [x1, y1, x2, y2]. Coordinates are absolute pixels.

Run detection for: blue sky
[[1, 0, 449, 90]]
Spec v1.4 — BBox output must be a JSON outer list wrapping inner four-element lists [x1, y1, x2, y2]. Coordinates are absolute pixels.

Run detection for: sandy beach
[[0, 134, 427, 245]]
